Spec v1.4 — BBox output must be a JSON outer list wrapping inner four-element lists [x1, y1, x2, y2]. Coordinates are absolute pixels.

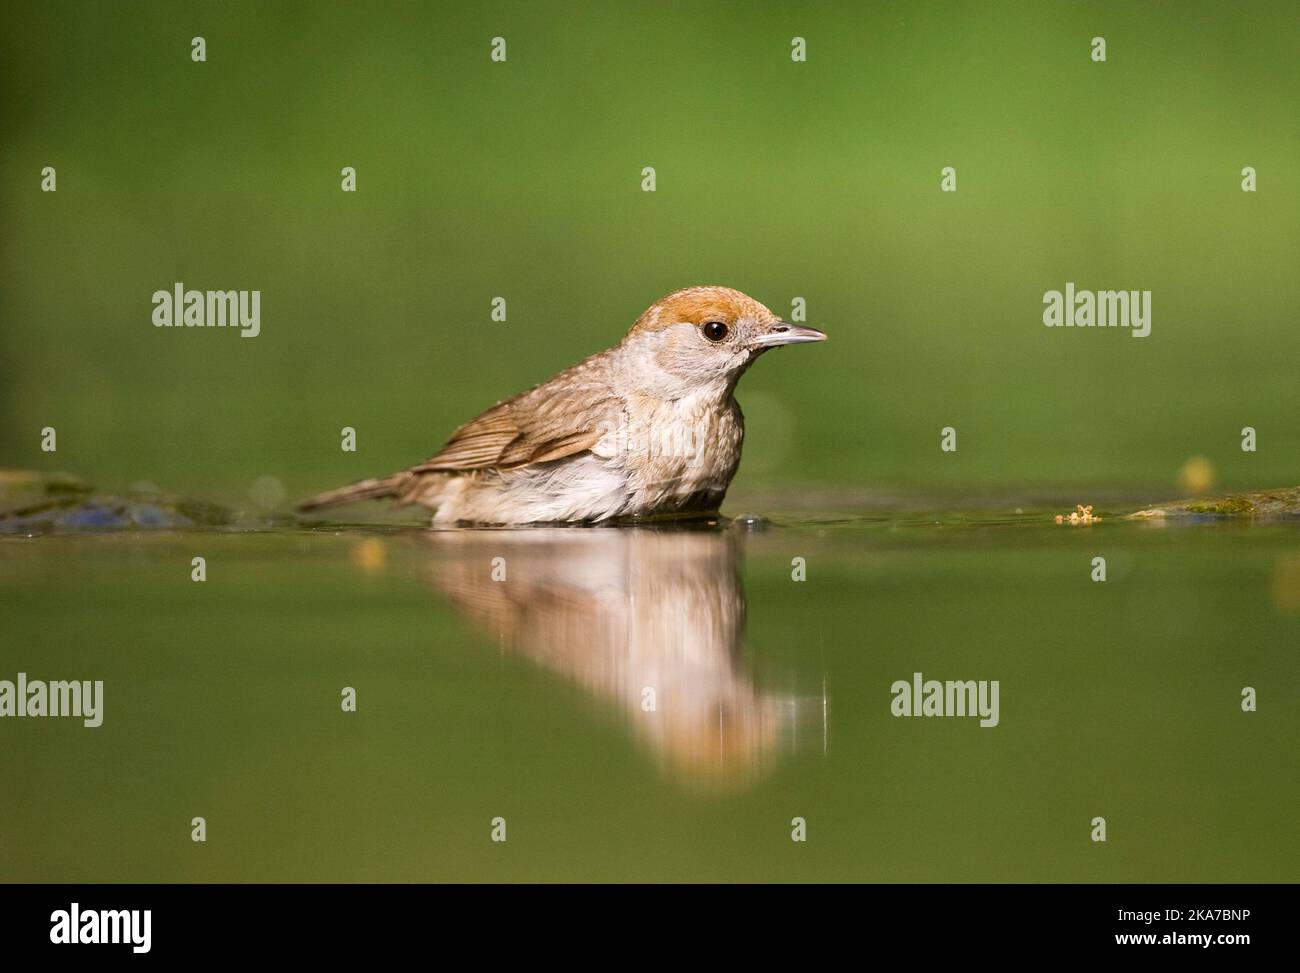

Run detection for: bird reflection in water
[[411, 526, 825, 789]]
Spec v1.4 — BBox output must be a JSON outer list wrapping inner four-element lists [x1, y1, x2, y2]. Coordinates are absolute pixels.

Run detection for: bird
[[297, 285, 826, 525]]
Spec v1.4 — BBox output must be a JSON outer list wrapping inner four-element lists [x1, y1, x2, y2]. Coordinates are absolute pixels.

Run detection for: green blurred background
[[2, 0, 1297, 504]]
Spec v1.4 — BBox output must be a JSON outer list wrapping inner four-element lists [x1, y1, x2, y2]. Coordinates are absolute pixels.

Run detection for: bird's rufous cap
[[629, 286, 778, 334]]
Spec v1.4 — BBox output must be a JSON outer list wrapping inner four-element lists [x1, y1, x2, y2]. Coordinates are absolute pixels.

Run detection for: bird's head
[[618, 286, 826, 398]]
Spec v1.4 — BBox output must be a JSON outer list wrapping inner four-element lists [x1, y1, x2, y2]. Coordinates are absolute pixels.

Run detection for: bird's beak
[[748, 321, 828, 349]]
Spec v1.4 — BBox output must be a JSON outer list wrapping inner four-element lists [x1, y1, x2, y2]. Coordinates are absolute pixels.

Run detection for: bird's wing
[[411, 383, 615, 473]]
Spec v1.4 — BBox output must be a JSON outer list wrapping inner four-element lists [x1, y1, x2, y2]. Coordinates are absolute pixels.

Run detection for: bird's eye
[[702, 321, 729, 342]]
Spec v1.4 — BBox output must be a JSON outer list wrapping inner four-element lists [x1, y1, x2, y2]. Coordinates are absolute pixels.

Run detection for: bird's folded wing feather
[[411, 385, 615, 473]]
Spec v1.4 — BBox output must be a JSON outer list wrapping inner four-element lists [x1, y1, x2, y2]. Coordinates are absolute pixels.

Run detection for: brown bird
[[298, 286, 826, 524]]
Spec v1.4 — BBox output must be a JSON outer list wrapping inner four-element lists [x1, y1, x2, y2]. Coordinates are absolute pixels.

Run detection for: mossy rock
[[1129, 485, 1300, 519], [0, 470, 231, 532]]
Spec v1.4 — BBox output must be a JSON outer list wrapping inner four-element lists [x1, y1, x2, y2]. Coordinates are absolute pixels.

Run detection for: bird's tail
[[296, 471, 414, 512]]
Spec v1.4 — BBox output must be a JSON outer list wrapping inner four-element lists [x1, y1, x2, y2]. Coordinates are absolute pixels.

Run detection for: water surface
[[1, 507, 1296, 882]]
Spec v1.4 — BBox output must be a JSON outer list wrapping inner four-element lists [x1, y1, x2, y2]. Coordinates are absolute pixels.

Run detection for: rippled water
[[1, 507, 1296, 881]]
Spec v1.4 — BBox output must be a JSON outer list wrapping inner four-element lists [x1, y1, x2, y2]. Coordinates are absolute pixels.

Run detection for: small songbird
[[298, 286, 826, 524]]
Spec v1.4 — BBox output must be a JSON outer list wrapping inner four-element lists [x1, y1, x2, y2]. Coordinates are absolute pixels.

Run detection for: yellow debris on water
[[1055, 504, 1100, 525]]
